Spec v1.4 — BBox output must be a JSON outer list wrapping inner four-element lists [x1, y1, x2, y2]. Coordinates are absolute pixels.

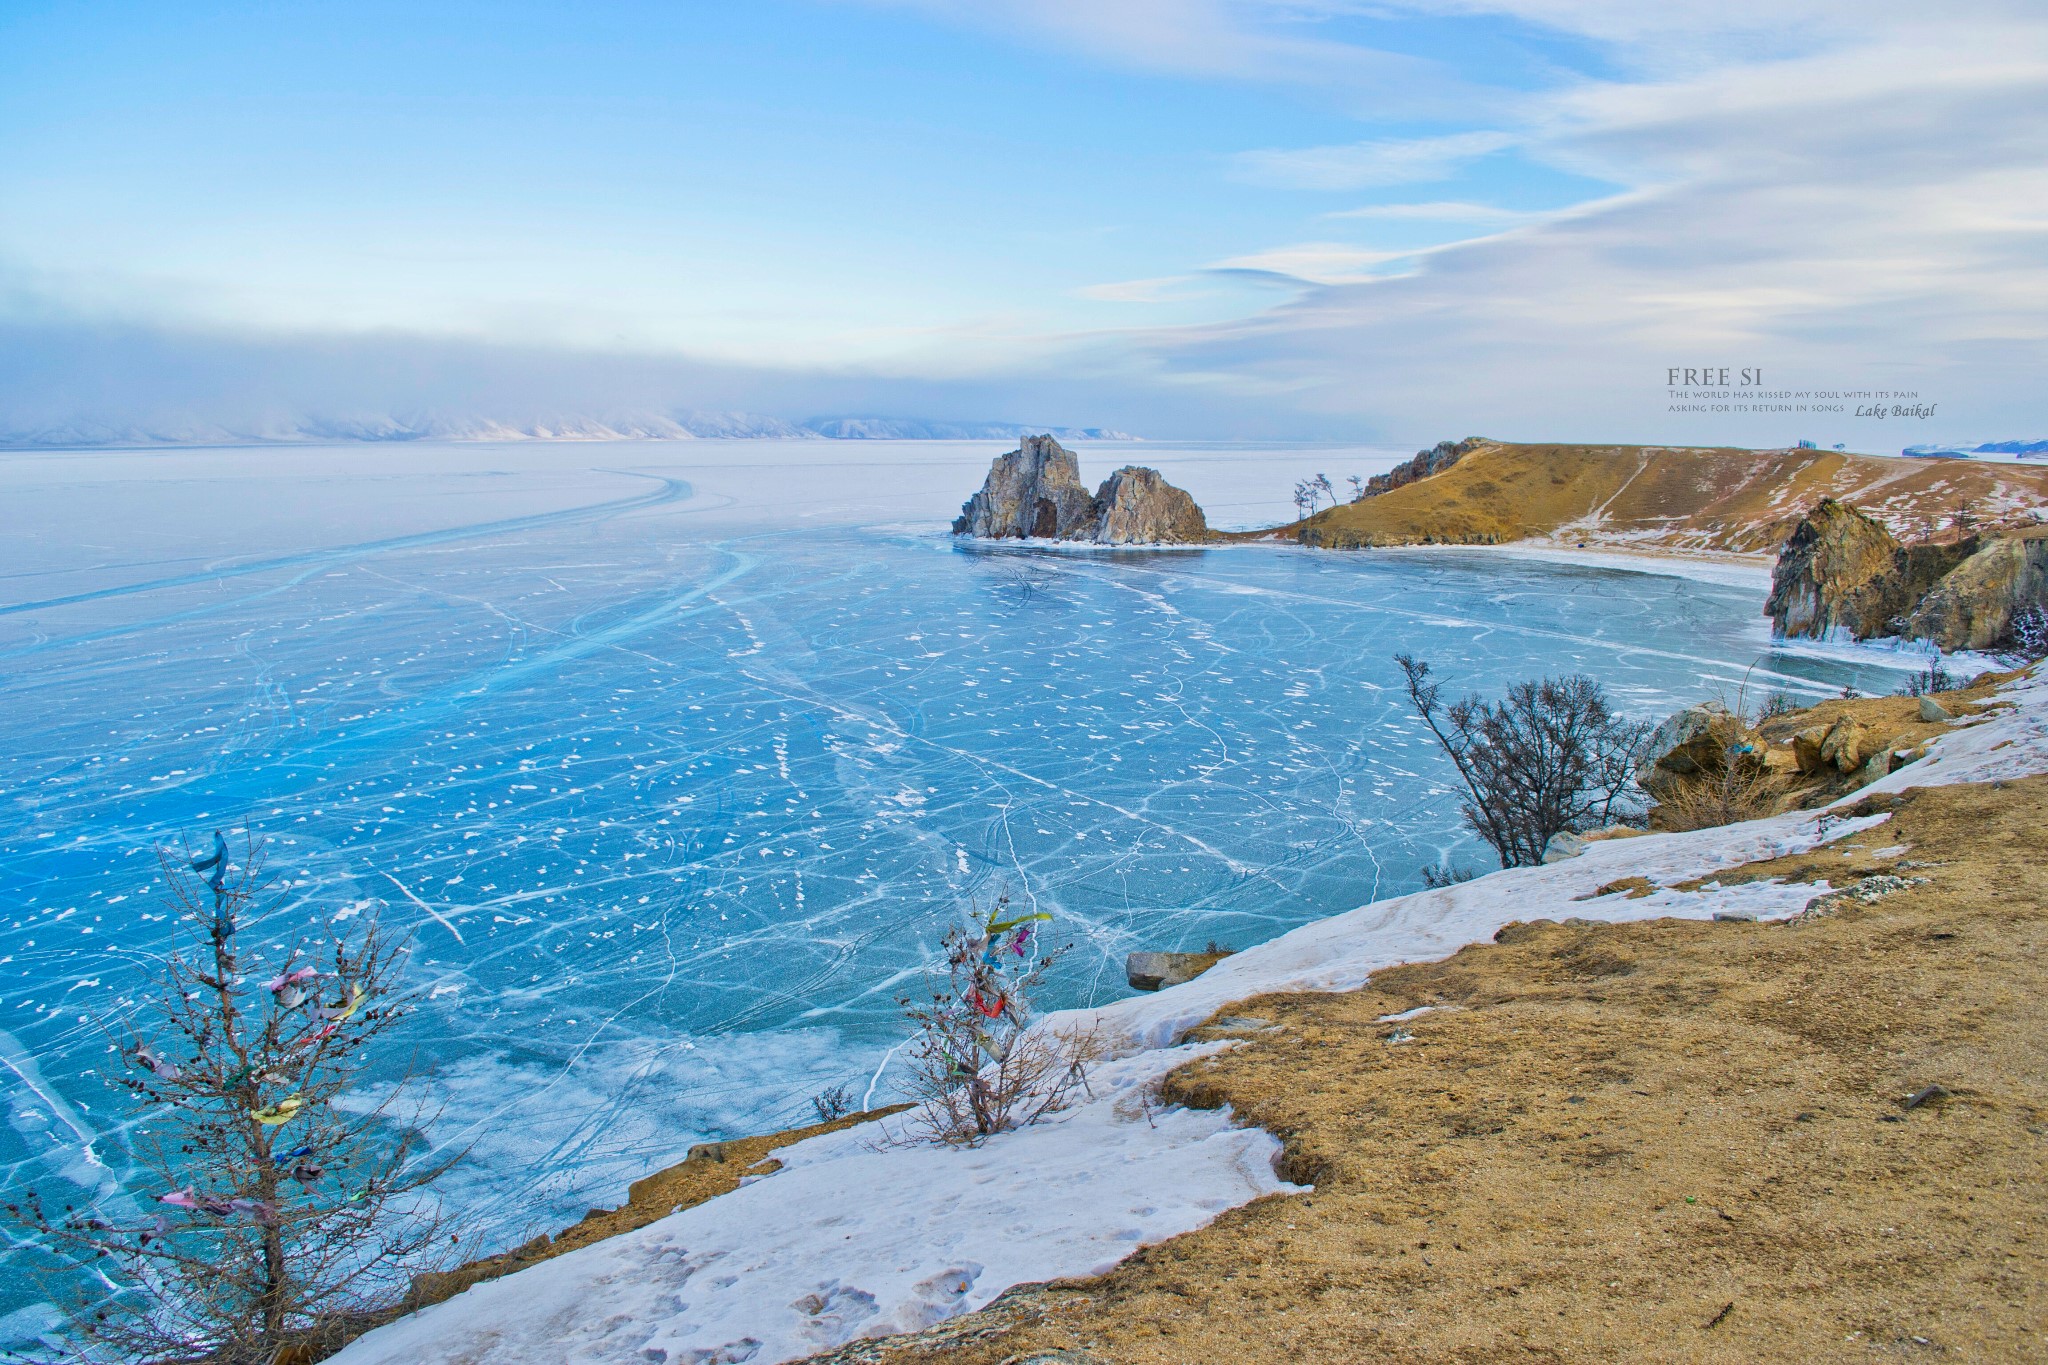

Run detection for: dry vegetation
[[1251, 442, 2048, 554], [1641, 674, 2015, 834], [797, 771, 2048, 1364]]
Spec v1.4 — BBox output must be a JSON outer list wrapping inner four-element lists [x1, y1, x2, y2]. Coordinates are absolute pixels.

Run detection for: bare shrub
[[810, 1083, 855, 1123], [5, 832, 456, 1365], [1757, 690, 1803, 720], [1652, 762, 1782, 832], [1419, 863, 1478, 889], [1898, 656, 1959, 696], [1396, 654, 1654, 868], [898, 896, 1098, 1147]]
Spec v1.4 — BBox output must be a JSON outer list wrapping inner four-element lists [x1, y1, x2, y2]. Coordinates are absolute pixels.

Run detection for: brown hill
[[1269, 442, 2048, 555]]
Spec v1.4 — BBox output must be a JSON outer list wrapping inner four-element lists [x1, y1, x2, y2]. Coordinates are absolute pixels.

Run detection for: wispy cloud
[[1074, 275, 1199, 303], [1321, 200, 1541, 222], [1232, 131, 1520, 190], [1205, 244, 1410, 284]]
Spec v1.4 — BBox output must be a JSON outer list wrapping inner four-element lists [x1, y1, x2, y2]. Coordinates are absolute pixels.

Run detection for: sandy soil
[[797, 771, 2048, 1364]]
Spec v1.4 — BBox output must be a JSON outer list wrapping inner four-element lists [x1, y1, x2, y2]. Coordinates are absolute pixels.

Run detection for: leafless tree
[[6, 833, 457, 1365], [1396, 654, 1654, 868], [1291, 480, 1317, 521], [897, 895, 1097, 1147], [1346, 475, 1365, 503]]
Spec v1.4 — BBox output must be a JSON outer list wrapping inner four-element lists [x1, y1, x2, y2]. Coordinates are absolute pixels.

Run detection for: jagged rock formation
[[952, 435, 1099, 539], [1766, 498, 2047, 650], [1764, 500, 1954, 639], [953, 436, 1208, 545], [1902, 534, 2048, 651], [1091, 467, 1208, 545]]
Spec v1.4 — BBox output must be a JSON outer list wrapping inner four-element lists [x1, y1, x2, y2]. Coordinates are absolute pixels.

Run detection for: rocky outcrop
[[1766, 498, 2046, 651], [1091, 466, 1208, 545], [1903, 534, 2048, 651], [1354, 437, 1489, 501], [1767, 500, 1932, 639], [952, 435, 1098, 539], [953, 436, 1209, 545]]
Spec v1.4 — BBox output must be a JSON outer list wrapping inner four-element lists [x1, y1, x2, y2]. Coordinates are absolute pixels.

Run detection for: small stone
[[1542, 831, 1589, 863], [1712, 907, 1759, 922], [1126, 950, 1229, 991], [1917, 696, 1952, 722]]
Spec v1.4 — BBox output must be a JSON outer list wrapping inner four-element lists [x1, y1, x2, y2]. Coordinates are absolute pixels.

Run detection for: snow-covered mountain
[[1903, 439, 2047, 458], [0, 411, 1139, 448]]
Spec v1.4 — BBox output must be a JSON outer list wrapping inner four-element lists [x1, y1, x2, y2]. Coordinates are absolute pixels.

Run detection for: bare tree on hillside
[[6, 833, 457, 1365], [1396, 655, 1654, 867]]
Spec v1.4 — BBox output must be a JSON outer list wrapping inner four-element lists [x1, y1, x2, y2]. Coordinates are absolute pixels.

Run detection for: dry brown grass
[[1244, 442, 2048, 553], [1648, 762, 1784, 831], [799, 773, 2048, 1365]]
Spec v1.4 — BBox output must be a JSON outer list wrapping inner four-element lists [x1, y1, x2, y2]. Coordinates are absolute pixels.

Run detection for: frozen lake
[[0, 439, 1919, 1331]]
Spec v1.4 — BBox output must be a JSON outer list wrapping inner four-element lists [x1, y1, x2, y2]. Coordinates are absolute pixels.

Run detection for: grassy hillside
[[1267, 442, 2048, 555]]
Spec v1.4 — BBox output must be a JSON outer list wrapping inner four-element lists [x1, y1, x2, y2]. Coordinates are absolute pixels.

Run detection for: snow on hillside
[[328, 670, 2048, 1365]]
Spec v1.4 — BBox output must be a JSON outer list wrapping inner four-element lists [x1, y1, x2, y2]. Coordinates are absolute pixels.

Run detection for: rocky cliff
[[1905, 534, 2048, 651], [953, 436, 1208, 545], [1767, 498, 2047, 651]]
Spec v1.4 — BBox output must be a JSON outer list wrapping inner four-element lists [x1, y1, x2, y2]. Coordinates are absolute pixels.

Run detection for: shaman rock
[[953, 435, 1209, 545], [952, 435, 1098, 540]]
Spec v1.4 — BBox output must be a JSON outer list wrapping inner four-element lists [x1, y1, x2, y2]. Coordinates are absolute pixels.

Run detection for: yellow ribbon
[[252, 1095, 305, 1126]]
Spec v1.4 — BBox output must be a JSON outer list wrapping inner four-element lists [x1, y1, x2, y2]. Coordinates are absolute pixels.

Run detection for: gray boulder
[[1126, 950, 1229, 991], [1918, 695, 1952, 722]]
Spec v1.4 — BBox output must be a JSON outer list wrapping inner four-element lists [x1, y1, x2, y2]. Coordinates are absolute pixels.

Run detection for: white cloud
[[1122, 23, 2048, 440], [1232, 131, 1520, 190]]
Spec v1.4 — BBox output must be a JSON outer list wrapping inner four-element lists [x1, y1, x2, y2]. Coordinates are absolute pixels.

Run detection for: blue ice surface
[[0, 441, 1914, 1329]]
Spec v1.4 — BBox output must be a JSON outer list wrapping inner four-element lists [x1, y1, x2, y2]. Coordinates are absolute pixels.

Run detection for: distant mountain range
[[0, 412, 1140, 448], [1902, 439, 2047, 458]]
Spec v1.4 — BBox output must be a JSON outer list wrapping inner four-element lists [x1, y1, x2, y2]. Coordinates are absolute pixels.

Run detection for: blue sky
[[2, 0, 2044, 442]]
